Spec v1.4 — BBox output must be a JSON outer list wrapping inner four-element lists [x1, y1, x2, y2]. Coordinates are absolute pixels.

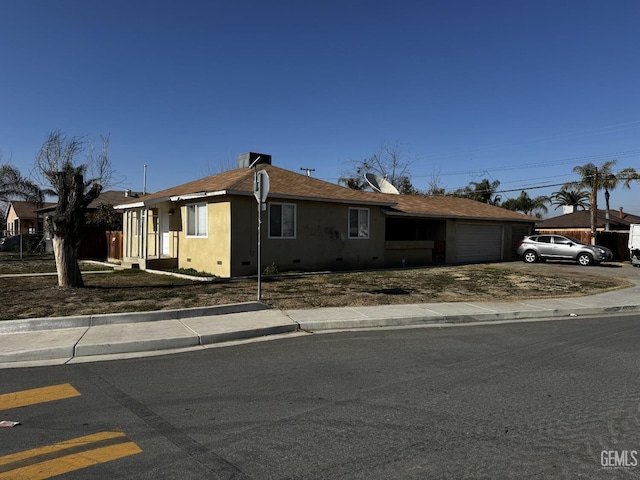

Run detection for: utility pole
[[143, 164, 147, 195], [300, 167, 315, 177], [590, 166, 598, 245]]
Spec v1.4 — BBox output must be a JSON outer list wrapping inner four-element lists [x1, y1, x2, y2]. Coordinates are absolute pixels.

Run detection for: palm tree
[[502, 191, 549, 218], [568, 162, 600, 242], [0, 164, 44, 205], [1, 163, 44, 238], [451, 178, 502, 205], [549, 187, 590, 211], [568, 160, 640, 233], [337, 176, 368, 190], [600, 164, 640, 230]]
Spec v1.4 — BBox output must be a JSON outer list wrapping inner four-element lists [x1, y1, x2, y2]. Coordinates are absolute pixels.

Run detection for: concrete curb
[[0, 302, 271, 333], [0, 307, 300, 366], [0, 327, 89, 363], [293, 305, 640, 331], [2, 262, 640, 367], [4, 304, 640, 368]]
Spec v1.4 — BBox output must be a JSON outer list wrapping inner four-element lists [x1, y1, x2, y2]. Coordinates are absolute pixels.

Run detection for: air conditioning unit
[[237, 152, 272, 169]]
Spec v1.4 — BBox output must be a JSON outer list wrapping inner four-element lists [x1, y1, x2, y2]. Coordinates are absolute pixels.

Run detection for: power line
[[449, 170, 640, 197], [411, 149, 640, 178], [495, 182, 569, 194], [323, 148, 640, 198]]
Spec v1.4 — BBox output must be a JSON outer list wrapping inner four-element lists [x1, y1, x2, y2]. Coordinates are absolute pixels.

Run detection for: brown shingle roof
[[87, 190, 144, 208], [8, 201, 56, 219], [385, 194, 535, 221], [36, 191, 144, 213], [118, 165, 393, 206], [117, 165, 535, 222], [537, 209, 640, 229]]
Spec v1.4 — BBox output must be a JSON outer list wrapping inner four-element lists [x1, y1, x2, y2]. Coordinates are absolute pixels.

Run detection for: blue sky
[[2, 0, 640, 216]]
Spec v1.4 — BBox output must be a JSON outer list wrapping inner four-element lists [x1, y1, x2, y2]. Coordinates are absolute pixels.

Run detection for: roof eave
[[383, 209, 535, 222], [169, 191, 227, 202], [114, 196, 173, 209], [269, 193, 394, 206], [213, 190, 396, 206]]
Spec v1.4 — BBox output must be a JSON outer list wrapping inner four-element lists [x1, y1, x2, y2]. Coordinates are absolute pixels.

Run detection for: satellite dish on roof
[[364, 173, 400, 194]]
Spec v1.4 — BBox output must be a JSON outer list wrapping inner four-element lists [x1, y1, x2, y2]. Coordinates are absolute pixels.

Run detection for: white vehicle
[[629, 224, 640, 267]]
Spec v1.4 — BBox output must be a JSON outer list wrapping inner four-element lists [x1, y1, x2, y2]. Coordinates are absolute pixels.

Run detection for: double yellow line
[[0, 384, 142, 479], [0, 431, 142, 479]]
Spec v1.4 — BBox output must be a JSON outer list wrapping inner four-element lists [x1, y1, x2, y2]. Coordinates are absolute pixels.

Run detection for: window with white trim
[[186, 203, 207, 237], [349, 208, 369, 238], [269, 203, 296, 238]]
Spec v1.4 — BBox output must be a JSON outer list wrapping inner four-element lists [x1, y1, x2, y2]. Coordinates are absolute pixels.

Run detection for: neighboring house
[[536, 208, 640, 260], [3, 200, 56, 237], [116, 155, 535, 277], [38, 190, 140, 260]]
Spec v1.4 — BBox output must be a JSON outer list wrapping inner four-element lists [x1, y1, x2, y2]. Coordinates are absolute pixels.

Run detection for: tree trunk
[[605, 189, 611, 231], [46, 172, 101, 288], [52, 236, 84, 288], [590, 168, 598, 245]]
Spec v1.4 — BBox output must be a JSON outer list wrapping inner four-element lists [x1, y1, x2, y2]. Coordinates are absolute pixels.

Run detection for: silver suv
[[516, 234, 613, 266]]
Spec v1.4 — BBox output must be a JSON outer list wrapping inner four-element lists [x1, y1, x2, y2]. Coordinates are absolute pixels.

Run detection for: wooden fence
[[106, 231, 123, 260]]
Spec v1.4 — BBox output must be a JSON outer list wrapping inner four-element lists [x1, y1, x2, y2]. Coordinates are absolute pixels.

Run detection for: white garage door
[[456, 223, 504, 263]]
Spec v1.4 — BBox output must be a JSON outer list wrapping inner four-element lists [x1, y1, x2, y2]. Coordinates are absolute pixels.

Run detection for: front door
[[161, 212, 170, 256]]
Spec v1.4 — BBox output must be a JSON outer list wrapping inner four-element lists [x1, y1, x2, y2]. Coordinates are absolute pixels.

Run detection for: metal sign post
[[254, 170, 269, 301]]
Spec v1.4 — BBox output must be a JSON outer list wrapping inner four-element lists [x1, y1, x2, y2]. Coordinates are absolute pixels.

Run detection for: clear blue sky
[[2, 0, 640, 216]]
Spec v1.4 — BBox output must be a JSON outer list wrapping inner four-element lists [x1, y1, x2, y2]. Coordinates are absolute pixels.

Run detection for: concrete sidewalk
[[2, 267, 640, 368]]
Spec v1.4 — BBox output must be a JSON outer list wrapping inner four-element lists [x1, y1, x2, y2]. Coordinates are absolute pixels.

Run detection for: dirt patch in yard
[[0, 261, 632, 320]]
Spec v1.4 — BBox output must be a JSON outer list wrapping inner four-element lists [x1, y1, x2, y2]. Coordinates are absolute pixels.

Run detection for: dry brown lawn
[[0, 260, 631, 320]]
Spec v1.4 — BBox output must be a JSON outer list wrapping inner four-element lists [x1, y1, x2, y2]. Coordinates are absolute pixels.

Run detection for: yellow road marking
[[0, 384, 81, 411], [0, 431, 142, 479]]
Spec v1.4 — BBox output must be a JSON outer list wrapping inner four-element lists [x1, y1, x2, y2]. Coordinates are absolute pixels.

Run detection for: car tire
[[577, 253, 593, 266], [523, 250, 538, 263]]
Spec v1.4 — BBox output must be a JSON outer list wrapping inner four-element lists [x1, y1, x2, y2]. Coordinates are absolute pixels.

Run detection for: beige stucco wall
[[502, 222, 515, 261], [444, 219, 458, 264], [124, 194, 534, 277], [181, 196, 475, 277], [384, 240, 434, 266], [178, 201, 232, 277], [227, 197, 388, 277]]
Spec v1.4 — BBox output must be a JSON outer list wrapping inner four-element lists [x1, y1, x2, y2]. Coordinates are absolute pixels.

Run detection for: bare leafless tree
[[34, 130, 113, 288], [342, 142, 416, 193], [425, 167, 446, 196]]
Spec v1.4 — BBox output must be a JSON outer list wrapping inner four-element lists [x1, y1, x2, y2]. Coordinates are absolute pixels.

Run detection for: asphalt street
[[2, 312, 640, 479]]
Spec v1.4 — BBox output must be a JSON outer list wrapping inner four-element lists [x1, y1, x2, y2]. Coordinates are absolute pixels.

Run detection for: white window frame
[[349, 207, 370, 239], [269, 203, 296, 239], [186, 203, 208, 238]]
